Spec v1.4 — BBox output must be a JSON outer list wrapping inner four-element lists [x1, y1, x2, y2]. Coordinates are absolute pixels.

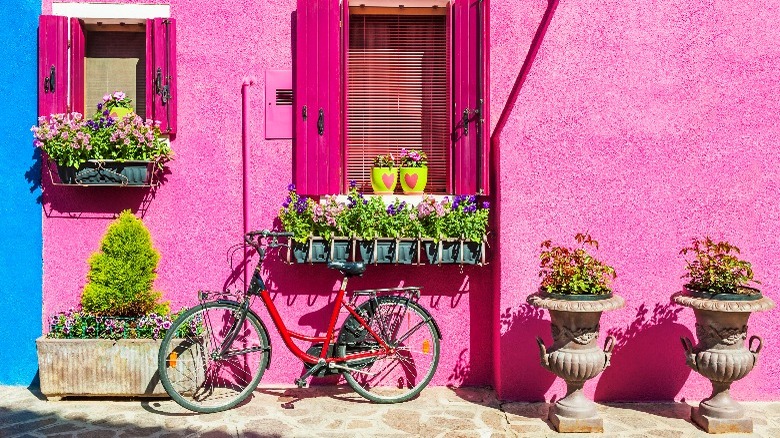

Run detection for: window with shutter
[[347, 10, 450, 194], [293, 0, 489, 196], [39, 10, 176, 134], [38, 15, 68, 117]]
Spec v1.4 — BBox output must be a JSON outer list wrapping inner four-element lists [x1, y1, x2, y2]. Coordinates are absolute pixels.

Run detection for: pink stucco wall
[[491, 0, 780, 401], [41, 0, 778, 401], [40, 0, 492, 389]]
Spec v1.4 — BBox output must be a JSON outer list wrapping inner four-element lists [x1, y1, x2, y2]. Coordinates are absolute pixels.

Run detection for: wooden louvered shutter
[[38, 15, 68, 117], [453, 0, 489, 195], [146, 18, 177, 134], [347, 10, 450, 194], [294, 0, 343, 196], [70, 18, 86, 115]]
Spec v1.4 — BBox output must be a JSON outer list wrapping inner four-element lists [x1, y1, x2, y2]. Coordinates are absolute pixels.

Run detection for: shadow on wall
[[38, 166, 172, 219], [499, 303, 557, 400], [594, 302, 693, 401], [24, 148, 42, 205]]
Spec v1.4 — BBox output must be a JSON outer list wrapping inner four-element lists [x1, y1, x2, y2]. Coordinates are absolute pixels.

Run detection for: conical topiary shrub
[[81, 210, 169, 317]]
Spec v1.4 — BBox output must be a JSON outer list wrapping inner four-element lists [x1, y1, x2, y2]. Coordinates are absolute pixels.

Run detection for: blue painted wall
[[0, 0, 42, 385]]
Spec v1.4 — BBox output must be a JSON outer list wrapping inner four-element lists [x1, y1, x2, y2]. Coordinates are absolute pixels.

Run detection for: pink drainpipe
[[242, 76, 256, 293]]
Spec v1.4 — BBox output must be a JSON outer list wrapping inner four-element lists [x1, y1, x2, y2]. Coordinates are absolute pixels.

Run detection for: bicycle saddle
[[327, 261, 366, 277]]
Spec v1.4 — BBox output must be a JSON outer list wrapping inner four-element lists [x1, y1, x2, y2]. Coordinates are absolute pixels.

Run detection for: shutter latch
[[43, 65, 56, 93], [462, 106, 482, 137], [302, 105, 308, 121], [317, 108, 325, 136]]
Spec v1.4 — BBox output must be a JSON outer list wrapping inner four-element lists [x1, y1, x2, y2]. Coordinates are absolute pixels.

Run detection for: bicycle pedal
[[294, 378, 308, 388]]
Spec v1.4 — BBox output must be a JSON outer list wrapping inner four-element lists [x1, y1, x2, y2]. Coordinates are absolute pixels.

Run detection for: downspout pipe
[[490, 0, 559, 143], [241, 76, 256, 293]]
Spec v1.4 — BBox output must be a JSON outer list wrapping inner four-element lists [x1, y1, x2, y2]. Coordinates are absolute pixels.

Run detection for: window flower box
[[54, 159, 155, 186], [33, 92, 172, 188], [423, 239, 485, 265], [287, 237, 350, 264], [358, 238, 419, 265]]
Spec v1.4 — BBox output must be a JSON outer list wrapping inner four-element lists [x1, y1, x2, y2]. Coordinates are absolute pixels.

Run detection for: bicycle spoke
[[338, 297, 439, 403], [158, 303, 270, 413]]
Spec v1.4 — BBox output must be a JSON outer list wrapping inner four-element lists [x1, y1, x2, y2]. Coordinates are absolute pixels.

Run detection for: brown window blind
[[85, 29, 146, 115], [347, 13, 449, 193]]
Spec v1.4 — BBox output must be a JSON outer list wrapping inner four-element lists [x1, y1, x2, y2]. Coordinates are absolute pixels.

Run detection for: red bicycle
[[158, 230, 441, 413]]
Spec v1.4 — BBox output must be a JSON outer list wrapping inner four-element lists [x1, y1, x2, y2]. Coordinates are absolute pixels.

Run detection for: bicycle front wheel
[[338, 297, 440, 403], [158, 302, 270, 413]]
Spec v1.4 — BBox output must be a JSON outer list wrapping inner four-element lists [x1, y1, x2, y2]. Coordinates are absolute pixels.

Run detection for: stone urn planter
[[528, 292, 625, 433], [36, 337, 195, 400], [673, 288, 775, 433]]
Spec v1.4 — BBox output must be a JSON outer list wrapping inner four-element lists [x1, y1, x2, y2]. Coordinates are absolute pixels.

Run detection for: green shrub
[[81, 210, 169, 316]]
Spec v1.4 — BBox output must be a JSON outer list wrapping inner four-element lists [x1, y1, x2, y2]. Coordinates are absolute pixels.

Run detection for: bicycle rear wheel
[[338, 297, 440, 403], [158, 302, 270, 413]]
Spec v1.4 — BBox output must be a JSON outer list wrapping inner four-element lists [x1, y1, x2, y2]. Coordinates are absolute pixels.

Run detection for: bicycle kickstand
[[295, 359, 326, 388]]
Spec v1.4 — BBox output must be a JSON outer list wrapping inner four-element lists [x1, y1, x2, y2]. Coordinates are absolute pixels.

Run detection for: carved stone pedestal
[[692, 407, 753, 434], [528, 293, 625, 433], [673, 291, 775, 434], [549, 404, 604, 433]]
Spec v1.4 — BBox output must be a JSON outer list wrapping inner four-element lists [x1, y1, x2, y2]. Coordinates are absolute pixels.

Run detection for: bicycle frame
[[247, 263, 391, 366]]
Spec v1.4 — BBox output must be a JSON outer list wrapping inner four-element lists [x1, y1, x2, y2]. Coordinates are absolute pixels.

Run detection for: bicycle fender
[[214, 299, 274, 369], [414, 303, 443, 340]]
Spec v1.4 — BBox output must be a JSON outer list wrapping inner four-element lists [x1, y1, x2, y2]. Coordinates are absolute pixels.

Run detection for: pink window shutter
[[294, 0, 343, 196], [148, 18, 177, 134], [70, 18, 86, 116], [452, 0, 490, 195], [38, 15, 68, 117]]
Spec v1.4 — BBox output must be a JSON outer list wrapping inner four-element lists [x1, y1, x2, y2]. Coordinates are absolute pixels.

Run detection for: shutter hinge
[[68, 39, 72, 49]]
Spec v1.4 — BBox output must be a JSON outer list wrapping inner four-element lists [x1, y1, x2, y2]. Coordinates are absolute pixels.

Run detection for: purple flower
[[287, 183, 296, 192], [162, 321, 172, 330], [387, 204, 396, 215], [283, 196, 292, 208], [469, 195, 476, 204], [482, 201, 490, 209], [103, 110, 110, 117], [349, 180, 357, 189], [97, 103, 103, 111]]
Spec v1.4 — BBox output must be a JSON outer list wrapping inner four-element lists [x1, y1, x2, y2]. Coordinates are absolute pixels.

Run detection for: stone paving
[[1, 385, 779, 437]]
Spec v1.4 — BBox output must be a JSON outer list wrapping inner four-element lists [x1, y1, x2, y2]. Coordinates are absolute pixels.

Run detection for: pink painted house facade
[[38, 0, 779, 402]]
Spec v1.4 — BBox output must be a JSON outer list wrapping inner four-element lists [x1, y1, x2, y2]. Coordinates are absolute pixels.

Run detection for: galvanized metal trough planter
[[36, 337, 172, 400]]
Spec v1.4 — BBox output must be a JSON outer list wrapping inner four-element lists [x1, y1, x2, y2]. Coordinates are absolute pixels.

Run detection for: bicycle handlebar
[[244, 230, 293, 250]]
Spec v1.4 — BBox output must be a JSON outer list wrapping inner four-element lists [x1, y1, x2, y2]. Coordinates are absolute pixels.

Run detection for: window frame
[[41, 3, 176, 134], [294, 0, 489, 196]]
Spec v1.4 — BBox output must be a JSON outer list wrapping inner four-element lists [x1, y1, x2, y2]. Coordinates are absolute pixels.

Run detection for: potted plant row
[[37, 211, 189, 399], [277, 182, 490, 265], [370, 149, 428, 194], [32, 91, 172, 186], [522, 234, 774, 434]]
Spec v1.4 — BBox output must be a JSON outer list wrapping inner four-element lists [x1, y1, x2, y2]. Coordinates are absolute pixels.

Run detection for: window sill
[[330, 194, 451, 207]]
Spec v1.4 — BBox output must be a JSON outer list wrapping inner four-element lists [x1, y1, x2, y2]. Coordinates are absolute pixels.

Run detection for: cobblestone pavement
[[1, 385, 779, 437]]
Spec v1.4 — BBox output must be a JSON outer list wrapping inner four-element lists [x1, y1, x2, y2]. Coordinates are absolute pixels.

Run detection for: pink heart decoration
[[381, 173, 394, 188], [404, 173, 418, 189]]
